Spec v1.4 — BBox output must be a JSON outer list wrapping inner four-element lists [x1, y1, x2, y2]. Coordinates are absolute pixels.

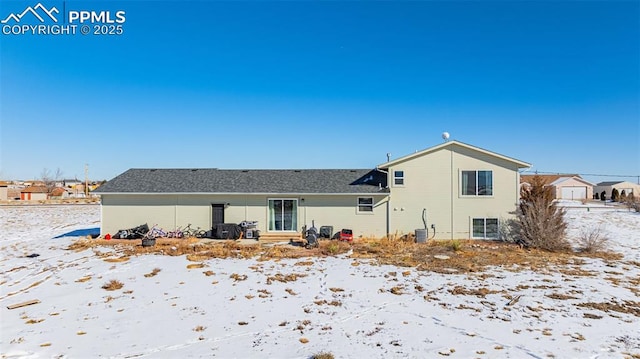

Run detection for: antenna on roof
[[442, 132, 450, 142], [386, 153, 391, 162]]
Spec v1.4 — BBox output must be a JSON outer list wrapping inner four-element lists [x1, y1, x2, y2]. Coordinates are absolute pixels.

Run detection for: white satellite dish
[[442, 132, 450, 141]]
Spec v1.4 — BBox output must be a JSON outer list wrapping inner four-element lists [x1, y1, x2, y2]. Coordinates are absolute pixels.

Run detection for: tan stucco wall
[[300, 195, 388, 238], [21, 192, 48, 201], [385, 143, 521, 240], [0, 187, 7, 201], [100, 194, 388, 238]]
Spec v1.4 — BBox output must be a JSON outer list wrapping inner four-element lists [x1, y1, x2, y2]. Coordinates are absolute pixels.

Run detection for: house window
[[472, 218, 499, 239], [357, 197, 374, 213], [393, 171, 404, 186], [462, 170, 493, 196], [268, 199, 297, 231]]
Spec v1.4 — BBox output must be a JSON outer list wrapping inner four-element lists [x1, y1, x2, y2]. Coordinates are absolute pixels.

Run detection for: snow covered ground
[[1, 203, 639, 358]]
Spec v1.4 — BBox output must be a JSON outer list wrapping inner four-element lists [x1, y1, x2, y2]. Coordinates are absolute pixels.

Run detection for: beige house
[[94, 141, 530, 240], [20, 186, 48, 201], [0, 181, 8, 201], [520, 174, 594, 200], [594, 181, 639, 200]]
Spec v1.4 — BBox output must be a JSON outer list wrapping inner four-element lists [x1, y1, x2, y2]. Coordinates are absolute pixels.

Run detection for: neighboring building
[[520, 174, 594, 200], [0, 181, 8, 200], [94, 141, 530, 240], [594, 181, 640, 199], [20, 186, 48, 201], [62, 178, 83, 188], [50, 187, 71, 199]]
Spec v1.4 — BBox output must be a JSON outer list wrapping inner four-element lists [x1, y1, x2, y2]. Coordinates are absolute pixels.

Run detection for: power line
[[521, 170, 640, 184], [530, 171, 639, 178]]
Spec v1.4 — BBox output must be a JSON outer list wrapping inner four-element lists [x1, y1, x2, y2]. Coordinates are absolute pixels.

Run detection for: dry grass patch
[[577, 300, 640, 317], [230, 273, 248, 281], [193, 325, 206, 332], [294, 260, 314, 266], [449, 285, 501, 297], [70, 233, 623, 276], [266, 273, 307, 284], [25, 318, 44, 324], [144, 268, 161, 277], [311, 352, 334, 359], [187, 263, 205, 269], [389, 286, 405, 295], [75, 276, 92, 283], [546, 292, 579, 300], [102, 279, 124, 291]]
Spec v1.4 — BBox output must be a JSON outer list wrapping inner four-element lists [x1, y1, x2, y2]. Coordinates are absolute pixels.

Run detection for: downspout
[[386, 197, 390, 238], [450, 147, 454, 240], [174, 195, 178, 230]]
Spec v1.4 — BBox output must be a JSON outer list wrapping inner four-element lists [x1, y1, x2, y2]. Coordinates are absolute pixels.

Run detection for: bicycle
[[166, 226, 185, 238], [143, 224, 167, 239], [182, 223, 206, 238]]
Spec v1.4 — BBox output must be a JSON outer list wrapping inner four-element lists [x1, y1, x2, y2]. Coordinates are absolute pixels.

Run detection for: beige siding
[[100, 194, 388, 238], [301, 195, 388, 238], [552, 178, 593, 200], [386, 143, 520, 240], [594, 182, 640, 199]]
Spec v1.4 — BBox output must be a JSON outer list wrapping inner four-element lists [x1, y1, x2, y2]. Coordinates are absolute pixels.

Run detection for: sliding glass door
[[268, 199, 298, 231]]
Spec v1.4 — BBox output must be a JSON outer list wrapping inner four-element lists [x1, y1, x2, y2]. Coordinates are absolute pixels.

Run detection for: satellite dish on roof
[[442, 132, 450, 142]]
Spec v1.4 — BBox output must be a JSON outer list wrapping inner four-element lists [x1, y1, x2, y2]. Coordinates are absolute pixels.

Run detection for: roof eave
[[94, 191, 390, 196], [378, 140, 531, 169]]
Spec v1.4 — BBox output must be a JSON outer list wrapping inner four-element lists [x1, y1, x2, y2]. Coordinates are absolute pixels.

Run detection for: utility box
[[319, 226, 333, 239]]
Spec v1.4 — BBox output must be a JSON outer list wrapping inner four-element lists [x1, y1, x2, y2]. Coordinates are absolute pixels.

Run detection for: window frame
[[267, 198, 298, 232], [461, 170, 493, 196], [393, 170, 405, 186], [357, 197, 374, 214], [472, 218, 499, 239]]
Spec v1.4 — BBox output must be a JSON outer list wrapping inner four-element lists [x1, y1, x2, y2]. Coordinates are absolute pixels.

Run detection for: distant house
[[521, 174, 594, 200], [50, 187, 71, 199], [20, 186, 48, 201], [0, 181, 8, 200], [594, 181, 639, 200], [95, 140, 530, 240], [63, 178, 82, 188]]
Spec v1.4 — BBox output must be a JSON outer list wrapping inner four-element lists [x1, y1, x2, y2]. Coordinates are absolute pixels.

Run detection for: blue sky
[[1, 0, 638, 185]]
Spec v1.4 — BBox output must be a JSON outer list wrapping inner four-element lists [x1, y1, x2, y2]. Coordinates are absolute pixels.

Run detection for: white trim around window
[[393, 170, 405, 186], [357, 197, 374, 214], [460, 170, 493, 196], [471, 218, 499, 239], [267, 198, 298, 232]]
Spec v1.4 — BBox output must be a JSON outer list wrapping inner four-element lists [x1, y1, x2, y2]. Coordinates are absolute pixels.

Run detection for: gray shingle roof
[[94, 169, 389, 194], [596, 181, 624, 186]]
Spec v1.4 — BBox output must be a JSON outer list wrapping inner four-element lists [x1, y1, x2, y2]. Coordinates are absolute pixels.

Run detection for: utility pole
[[84, 164, 89, 197]]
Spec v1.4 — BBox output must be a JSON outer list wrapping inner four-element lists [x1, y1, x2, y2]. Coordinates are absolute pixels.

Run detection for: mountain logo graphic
[[1, 3, 59, 24]]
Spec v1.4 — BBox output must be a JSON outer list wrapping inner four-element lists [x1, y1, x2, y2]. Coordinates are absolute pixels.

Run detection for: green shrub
[[449, 239, 463, 252]]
